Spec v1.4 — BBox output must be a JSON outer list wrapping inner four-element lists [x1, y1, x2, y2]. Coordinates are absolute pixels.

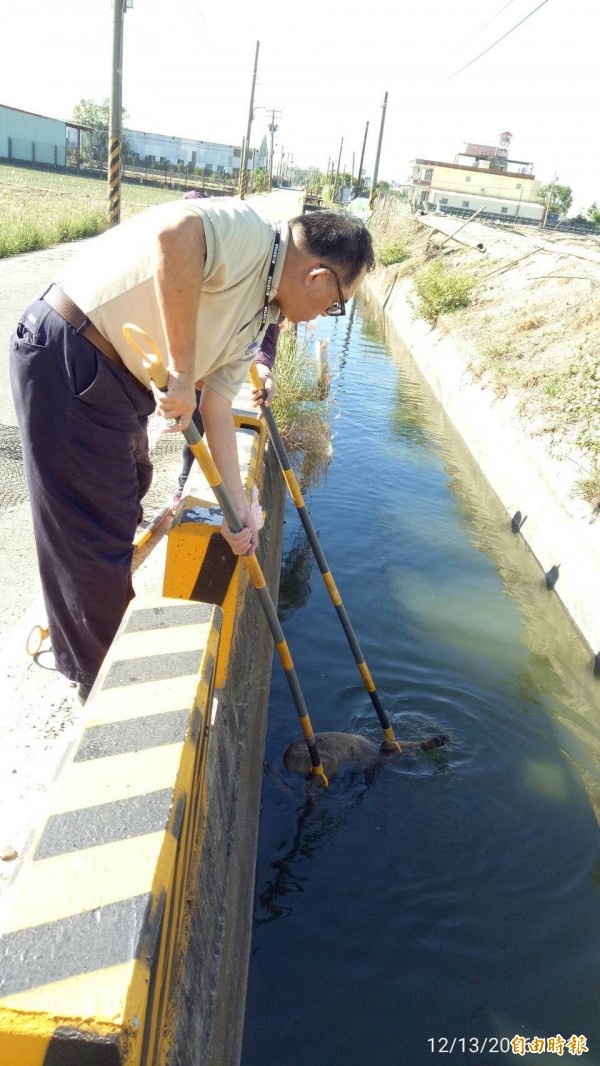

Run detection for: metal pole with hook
[[249, 363, 402, 753], [123, 324, 329, 787]]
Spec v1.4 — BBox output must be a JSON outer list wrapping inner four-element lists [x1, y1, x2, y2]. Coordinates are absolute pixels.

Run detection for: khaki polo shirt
[[57, 197, 287, 401]]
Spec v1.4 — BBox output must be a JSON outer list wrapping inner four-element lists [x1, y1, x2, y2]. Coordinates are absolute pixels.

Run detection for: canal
[[241, 294, 600, 1065]]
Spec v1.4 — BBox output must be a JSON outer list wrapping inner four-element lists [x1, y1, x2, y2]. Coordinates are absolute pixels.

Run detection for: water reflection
[[257, 741, 450, 927], [255, 768, 383, 925], [243, 294, 600, 1066], [363, 286, 600, 800], [276, 529, 314, 622]]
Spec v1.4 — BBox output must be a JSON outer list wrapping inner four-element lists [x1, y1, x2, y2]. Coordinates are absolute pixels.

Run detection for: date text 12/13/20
[[428, 1035, 588, 1056]]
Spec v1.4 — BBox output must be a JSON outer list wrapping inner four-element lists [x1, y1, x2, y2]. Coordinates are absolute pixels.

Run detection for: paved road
[[0, 189, 301, 884]]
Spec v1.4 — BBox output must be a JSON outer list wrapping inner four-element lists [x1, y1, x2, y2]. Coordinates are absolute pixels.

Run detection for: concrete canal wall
[[364, 269, 600, 671], [0, 388, 285, 1066]]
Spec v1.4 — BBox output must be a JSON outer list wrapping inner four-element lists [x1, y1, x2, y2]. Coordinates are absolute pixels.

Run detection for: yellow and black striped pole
[[133, 501, 172, 549], [108, 135, 121, 227], [123, 325, 328, 787], [108, 0, 127, 226], [250, 363, 402, 752]]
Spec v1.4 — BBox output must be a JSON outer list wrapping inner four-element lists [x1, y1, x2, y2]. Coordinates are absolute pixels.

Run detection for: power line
[[445, 0, 551, 81], [462, 0, 518, 44]]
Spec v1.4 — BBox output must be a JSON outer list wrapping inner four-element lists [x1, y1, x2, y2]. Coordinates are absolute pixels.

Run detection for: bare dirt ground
[[371, 202, 600, 513]]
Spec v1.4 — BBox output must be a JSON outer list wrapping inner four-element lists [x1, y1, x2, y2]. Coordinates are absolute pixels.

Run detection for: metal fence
[[428, 204, 599, 238]]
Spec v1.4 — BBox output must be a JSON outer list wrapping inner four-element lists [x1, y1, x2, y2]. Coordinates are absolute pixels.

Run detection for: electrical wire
[[462, 0, 518, 44], [445, 0, 551, 81]]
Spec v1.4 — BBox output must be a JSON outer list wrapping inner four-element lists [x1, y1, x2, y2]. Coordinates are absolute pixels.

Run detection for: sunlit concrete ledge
[[0, 386, 286, 1066], [366, 271, 600, 668]]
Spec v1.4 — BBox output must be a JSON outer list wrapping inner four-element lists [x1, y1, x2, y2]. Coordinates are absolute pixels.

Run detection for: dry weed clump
[[515, 314, 545, 332]]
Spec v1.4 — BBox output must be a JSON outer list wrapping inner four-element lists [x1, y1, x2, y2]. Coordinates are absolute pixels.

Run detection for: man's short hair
[[290, 210, 375, 285]]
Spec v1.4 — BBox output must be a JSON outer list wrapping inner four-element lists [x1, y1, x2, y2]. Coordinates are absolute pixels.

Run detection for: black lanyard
[[260, 228, 281, 329]]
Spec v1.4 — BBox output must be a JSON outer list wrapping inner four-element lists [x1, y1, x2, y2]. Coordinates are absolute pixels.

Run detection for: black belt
[[43, 284, 137, 377]]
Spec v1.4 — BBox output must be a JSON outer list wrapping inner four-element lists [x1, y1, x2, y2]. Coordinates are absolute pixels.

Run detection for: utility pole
[[357, 120, 369, 194], [369, 91, 388, 211], [333, 136, 343, 202], [240, 40, 259, 200], [267, 109, 281, 193], [109, 0, 131, 226], [542, 170, 558, 227]]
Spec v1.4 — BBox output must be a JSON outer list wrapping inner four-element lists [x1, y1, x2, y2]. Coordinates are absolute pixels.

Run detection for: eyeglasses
[[319, 263, 346, 317]]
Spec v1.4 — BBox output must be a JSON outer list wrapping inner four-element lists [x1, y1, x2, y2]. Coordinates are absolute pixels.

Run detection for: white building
[[122, 128, 268, 176], [409, 134, 543, 222]]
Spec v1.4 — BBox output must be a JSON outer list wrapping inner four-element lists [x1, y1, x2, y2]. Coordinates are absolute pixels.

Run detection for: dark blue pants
[[10, 297, 156, 686]]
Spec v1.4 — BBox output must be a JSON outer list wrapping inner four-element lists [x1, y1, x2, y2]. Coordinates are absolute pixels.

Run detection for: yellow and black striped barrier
[[123, 325, 329, 788], [0, 594, 221, 1065], [164, 421, 262, 690], [249, 362, 402, 751]]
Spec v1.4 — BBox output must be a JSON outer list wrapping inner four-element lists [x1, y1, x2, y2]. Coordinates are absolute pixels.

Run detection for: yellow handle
[[122, 324, 169, 389], [249, 362, 263, 391], [26, 624, 50, 657]]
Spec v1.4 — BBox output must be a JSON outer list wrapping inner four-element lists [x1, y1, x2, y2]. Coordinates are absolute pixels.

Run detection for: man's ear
[[307, 265, 328, 286]]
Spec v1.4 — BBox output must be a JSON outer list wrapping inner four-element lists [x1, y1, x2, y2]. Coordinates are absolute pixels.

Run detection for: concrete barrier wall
[[364, 270, 600, 667], [168, 444, 285, 1066], [0, 388, 285, 1066], [0, 597, 223, 1066]]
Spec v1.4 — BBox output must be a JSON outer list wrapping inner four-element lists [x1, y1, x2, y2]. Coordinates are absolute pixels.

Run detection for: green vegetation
[[547, 348, 600, 510], [376, 239, 409, 266], [272, 325, 332, 488], [320, 182, 334, 205], [250, 168, 269, 194], [537, 182, 573, 217], [72, 98, 128, 165], [586, 202, 600, 232], [413, 261, 475, 324], [0, 163, 182, 258], [0, 210, 109, 258], [369, 193, 600, 513]]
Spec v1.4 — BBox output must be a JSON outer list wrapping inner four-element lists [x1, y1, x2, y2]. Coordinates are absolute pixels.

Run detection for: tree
[[586, 203, 600, 230], [72, 98, 128, 165], [537, 182, 573, 217], [251, 168, 269, 194]]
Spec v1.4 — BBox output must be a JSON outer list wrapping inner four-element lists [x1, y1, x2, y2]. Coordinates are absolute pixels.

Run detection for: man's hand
[[153, 368, 197, 431], [251, 361, 275, 415], [221, 503, 259, 556]]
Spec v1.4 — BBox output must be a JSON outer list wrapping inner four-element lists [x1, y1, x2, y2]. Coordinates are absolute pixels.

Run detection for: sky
[[1, 0, 598, 213]]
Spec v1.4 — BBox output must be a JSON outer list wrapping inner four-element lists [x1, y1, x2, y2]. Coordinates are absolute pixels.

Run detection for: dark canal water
[[240, 295, 600, 1066]]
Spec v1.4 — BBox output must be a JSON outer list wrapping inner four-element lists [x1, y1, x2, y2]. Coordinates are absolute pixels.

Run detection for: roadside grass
[[0, 163, 181, 257], [272, 324, 332, 488], [0, 211, 109, 257]]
